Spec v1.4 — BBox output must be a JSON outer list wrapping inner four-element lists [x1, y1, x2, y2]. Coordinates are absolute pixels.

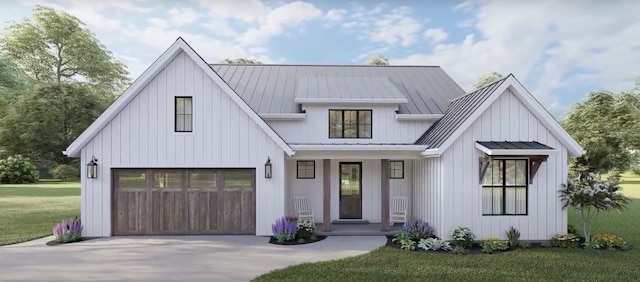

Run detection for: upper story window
[[175, 96, 193, 132], [329, 110, 372, 138], [482, 159, 528, 216]]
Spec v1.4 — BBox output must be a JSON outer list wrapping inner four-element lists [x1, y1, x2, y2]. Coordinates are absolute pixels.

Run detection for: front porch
[[286, 152, 419, 233], [315, 223, 403, 236]]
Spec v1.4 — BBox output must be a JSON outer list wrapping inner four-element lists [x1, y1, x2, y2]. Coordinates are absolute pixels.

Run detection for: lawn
[[0, 181, 80, 246], [254, 173, 640, 281]]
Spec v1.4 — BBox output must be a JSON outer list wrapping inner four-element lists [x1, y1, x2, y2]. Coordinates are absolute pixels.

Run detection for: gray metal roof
[[415, 75, 510, 148], [476, 141, 554, 150], [295, 76, 407, 102], [209, 64, 466, 114]]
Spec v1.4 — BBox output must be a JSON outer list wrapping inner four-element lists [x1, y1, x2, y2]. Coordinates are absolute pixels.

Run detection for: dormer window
[[329, 110, 372, 138]]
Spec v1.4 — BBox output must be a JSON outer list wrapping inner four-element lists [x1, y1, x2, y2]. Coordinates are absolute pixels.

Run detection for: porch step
[[331, 219, 370, 225]]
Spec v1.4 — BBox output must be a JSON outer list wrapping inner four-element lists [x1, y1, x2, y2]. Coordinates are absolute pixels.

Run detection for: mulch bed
[[46, 237, 97, 246], [269, 235, 327, 245], [384, 235, 546, 255]]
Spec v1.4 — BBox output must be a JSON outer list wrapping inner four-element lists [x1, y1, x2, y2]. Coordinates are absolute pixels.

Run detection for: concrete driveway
[[0, 235, 386, 282]]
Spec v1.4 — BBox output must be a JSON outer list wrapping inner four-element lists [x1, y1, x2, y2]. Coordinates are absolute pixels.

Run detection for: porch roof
[[290, 143, 428, 151]]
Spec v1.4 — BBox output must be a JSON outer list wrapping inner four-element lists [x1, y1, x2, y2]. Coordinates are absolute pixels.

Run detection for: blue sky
[[1, 0, 639, 117]]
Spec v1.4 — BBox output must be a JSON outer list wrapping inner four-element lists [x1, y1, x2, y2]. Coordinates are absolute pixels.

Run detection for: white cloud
[[325, 8, 346, 22], [193, 0, 267, 23], [392, 0, 640, 115], [168, 7, 203, 26], [424, 28, 448, 43], [238, 1, 322, 46], [341, 5, 423, 47]]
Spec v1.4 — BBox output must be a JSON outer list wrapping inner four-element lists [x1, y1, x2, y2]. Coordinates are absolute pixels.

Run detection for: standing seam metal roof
[[210, 65, 466, 115], [414, 76, 510, 148], [476, 141, 554, 150]]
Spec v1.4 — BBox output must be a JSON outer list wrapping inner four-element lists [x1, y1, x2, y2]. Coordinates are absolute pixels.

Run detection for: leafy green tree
[[0, 5, 129, 93], [220, 58, 263, 64], [559, 173, 632, 242], [473, 72, 503, 90], [561, 90, 639, 175], [0, 83, 109, 165], [364, 53, 389, 66]]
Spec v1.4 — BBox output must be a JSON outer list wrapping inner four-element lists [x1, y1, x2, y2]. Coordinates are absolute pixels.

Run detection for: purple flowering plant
[[272, 215, 297, 242], [52, 217, 83, 243]]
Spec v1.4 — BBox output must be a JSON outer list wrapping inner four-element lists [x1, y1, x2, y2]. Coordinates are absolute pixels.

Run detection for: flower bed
[[269, 213, 325, 245]]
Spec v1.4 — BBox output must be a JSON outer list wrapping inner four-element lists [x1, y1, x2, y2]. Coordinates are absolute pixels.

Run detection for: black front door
[[339, 162, 362, 219]]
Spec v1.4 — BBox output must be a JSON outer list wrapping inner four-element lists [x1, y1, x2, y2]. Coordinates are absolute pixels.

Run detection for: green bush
[[0, 155, 39, 184], [50, 164, 79, 181], [479, 237, 509, 254]]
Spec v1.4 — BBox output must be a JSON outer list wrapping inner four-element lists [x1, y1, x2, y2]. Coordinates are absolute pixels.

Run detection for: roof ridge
[[209, 64, 443, 67], [448, 74, 511, 104]]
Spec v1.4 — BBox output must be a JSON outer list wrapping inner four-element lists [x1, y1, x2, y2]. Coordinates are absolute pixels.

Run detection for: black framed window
[[329, 110, 372, 138], [175, 96, 193, 132], [482, 159, 528, 215], [297, 161, 315, 179], [389, 161, 404, 179]]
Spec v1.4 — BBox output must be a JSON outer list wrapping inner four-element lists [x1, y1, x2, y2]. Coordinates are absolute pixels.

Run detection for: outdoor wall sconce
[[265, 157, 272, 179], [87, 155, 98, 179]]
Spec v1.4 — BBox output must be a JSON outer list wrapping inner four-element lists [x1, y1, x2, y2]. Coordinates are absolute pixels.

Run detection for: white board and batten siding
[[80, 51, 286, 237], [287, 159, 412, 223], [412, 158, 442, 236], [268, 105, 433, 144], [438, 89, 568, 240]]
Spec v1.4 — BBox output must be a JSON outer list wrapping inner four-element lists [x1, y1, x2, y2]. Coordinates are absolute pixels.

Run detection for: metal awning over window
[[476, 141, 555, 184], [475, 141, 555, 156]]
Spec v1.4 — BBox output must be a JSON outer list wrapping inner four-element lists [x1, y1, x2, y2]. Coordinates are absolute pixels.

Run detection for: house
[[64, 38, 583, 240]]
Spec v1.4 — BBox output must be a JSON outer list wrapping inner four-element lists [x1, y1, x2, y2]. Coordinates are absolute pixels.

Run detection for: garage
[[112, 168, 255, 235]]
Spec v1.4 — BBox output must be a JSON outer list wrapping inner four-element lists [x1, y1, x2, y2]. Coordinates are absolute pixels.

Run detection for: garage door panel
[[113, 168, 255, 235]]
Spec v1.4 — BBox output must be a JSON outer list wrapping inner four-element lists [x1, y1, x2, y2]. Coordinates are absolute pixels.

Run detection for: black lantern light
[[87, 156, 98, 179], [265, 157, 272, 179]]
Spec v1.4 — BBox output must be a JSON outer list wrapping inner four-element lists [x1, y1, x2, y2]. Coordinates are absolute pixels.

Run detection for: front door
[[339, 162, 362, 219]]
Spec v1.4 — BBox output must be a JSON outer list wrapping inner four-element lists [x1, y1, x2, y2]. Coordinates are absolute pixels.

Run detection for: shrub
[[559, 173, 632, 242], [587, 234, 630, 250], [272, 216, 297, 242], [403, 219, 435, 241], [418, 238, 453, 251], [550, 233, 580, 248], [451, 227, 474, 248], [480, 237, 509, 254], [0, 155, 39, 184], [50, 164, 79, 181], [506, 226, 520, 247], [52, 217, 83, 243], [296, 220, 315, 240], [567, 224, 579, 235], [392, 232, 415, 251]]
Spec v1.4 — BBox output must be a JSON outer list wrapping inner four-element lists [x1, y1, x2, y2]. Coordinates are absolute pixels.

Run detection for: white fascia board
[[474, 143, 557, 156], [291, 144, 428, 151], [260, 113, 306, 120], [395, 114, 443, 121], [293, 98, 408, 104], [420, 148, 441, 157]]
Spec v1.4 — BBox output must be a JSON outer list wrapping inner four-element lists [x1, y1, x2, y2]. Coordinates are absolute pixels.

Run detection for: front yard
[[0, 181, 80, 246], [254, 173, 640, 281]]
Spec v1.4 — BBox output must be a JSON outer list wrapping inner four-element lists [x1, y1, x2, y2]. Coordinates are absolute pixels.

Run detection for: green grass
[[0, 181, 80, 246], [254, 174, 640, 281]]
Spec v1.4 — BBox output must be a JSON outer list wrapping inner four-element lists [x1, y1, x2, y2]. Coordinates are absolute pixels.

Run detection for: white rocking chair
[[390, 196, 408, 226], [293, 196, 314, 222]]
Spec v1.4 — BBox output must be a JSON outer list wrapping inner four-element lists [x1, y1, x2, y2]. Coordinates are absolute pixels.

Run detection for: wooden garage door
[[112, 168, 255, 235]]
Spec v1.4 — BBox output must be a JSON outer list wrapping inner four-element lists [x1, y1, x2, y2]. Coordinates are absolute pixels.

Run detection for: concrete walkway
[[0, 235, 386, 282]]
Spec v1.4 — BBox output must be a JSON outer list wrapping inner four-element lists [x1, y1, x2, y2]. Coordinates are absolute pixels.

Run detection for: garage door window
[[224, 171, 252, 187], [117, 170, 146, 188], [189, 171, 217, 188], [153, 171, 182, 188]]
